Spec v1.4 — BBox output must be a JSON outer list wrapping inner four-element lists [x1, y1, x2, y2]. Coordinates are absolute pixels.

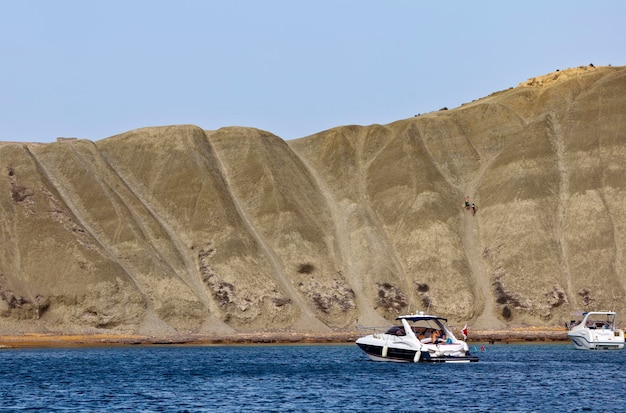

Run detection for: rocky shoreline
[[0, 327, 570, 348]]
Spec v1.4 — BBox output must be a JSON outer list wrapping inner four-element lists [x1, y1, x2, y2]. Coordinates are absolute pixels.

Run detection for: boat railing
[[355, 323, 421, 337], [354, 323, 394, 335]]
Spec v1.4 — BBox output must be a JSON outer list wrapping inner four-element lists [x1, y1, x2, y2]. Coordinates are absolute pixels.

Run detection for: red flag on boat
[[462, 323, 468, 340]]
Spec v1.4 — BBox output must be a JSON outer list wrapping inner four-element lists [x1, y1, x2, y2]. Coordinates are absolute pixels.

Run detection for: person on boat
[[422, 329, 442, 344], [420, 329, 434, 343], [386, 326, 405, 336]]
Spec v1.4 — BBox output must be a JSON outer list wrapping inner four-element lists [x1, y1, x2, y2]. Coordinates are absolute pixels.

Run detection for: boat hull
[[568, 333, 625, 350], [356, 342, 479, 363]]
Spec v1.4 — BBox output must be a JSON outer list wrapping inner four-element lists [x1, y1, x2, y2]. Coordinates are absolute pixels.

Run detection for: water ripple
[[1, 343, 625, 411]]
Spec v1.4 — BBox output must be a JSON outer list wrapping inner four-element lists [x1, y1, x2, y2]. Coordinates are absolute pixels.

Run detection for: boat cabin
[[567, 311, 617, 330], [383, 315, 458, 343]]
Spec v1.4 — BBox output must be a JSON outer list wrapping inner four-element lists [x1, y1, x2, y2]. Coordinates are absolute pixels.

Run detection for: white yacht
[[355, 312, 478, 363], [566, 311, 625, 350]]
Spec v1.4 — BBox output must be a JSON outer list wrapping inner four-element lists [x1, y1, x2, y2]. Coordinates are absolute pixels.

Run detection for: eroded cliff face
[[1, 65, 625, 334]]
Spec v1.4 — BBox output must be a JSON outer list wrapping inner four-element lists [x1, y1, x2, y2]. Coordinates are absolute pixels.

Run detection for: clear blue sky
[[1, 0, 624, 143]]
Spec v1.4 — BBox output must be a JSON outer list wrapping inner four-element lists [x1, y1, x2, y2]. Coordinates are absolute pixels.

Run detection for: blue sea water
[[0, 343, 625, 412]]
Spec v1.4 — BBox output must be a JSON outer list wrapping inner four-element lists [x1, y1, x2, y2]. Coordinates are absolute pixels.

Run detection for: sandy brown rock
[[0, 328, 570, 349], [1, 65, 625, 338]]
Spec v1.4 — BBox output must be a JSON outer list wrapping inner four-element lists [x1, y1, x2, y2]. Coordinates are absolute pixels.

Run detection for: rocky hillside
[[1, 65, 625, 335]]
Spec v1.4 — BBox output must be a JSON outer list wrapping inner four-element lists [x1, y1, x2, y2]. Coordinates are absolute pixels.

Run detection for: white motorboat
[[566, 311, 625, 350], [355, 312, 478, 363]]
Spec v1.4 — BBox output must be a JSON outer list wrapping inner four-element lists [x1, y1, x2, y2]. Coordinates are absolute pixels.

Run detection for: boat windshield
[[384, 318, 446, 336], [584, 313, 616, 329], [384, 326, 407, 336], [408, 318, 446, 330]]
